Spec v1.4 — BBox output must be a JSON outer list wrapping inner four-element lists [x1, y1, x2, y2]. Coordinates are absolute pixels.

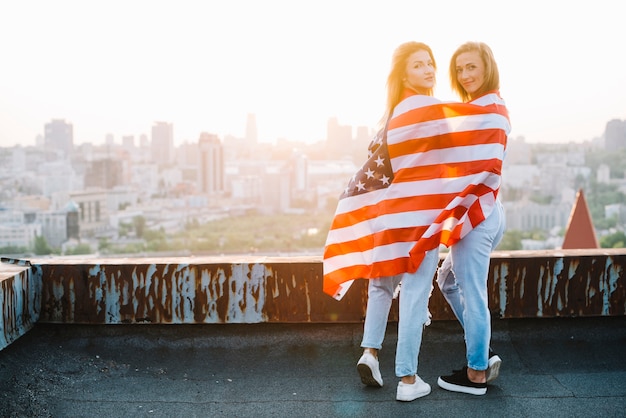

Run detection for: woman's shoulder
[[470, 90, 506, 106], [395, 94, 442, 114]]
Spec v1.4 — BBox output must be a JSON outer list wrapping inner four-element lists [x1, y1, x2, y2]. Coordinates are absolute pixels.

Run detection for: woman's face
[[455, 50, 485, 98], [404, 50, 435, 94]]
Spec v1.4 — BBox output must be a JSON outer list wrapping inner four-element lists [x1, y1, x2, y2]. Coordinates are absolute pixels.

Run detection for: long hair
[[449, 41, 499, 102], [380, 42, 436, 127]]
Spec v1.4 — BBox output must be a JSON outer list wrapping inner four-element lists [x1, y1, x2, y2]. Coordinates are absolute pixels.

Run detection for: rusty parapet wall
[[490, 249, 626, 318], [31, 249, 626, 325], [0, 258, 41, 351], [35, 256, 365, 324]]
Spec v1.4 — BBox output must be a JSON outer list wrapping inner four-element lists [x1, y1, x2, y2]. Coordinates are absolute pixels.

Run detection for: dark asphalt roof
[[1, 316, 625, 417]]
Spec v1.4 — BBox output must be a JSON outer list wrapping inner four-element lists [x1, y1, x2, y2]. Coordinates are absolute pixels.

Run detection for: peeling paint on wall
[[490, 251, 626, 318], [0, 259, 40, 351], [26, 250, 626, 325]]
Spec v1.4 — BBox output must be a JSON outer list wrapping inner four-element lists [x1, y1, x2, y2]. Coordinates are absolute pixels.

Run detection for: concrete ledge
[[0, 259, 40, 351], [1, 248, 624, 352], [29, 248, 626, 326], [490, 249, 626, 318]]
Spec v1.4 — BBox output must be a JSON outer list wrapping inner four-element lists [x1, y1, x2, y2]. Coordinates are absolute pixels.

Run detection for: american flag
[[323, 91, 511, 300], [341, 127, 394, 199]]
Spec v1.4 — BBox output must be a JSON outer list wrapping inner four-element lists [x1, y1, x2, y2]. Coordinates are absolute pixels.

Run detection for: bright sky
[[1, 0, 624, 148]]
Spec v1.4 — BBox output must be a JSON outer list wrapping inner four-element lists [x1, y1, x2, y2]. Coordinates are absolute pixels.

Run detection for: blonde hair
[[449, 41, 499, 102], [380, 41, 436, 127]]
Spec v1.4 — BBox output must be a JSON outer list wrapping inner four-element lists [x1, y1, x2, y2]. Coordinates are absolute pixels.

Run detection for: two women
[[322, 40, 510, 401]]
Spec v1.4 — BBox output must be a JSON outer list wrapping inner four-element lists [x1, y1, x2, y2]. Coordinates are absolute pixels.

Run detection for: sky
[[0, 0, 624, 148]]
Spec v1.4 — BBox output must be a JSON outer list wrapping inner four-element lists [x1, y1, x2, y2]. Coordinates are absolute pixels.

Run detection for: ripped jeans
[[436, 200, 505, 371], [360, 249, 439, 378]]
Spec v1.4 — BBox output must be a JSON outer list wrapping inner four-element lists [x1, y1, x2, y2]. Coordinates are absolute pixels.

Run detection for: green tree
[[585, 149, 626, 179], [585, 181, 626, 227], [98, 237, 111, 254], [600, 231, 626, 248], [0, 245, 28, 255], [496, 230, 523, 251], [65, 243, 93, 255], [133, 215, 146, 238], [33, 235, 52, 255]]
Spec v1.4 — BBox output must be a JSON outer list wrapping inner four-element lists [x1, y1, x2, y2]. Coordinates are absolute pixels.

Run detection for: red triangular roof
[[562, 189, 599, 249]]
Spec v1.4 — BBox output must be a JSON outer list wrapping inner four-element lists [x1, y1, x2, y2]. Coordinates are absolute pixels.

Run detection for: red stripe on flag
[[393, 159, 502, 183], [324, 226, 429, 259], [389, 129, 507, 157], [329, 193, 462, 230]]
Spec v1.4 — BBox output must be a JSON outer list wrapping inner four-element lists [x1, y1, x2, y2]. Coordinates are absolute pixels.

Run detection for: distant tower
[[246, 113, 258, 143], [64, 200, 80, 240], [84, 158, 123, 189], [604, 119, 626, 151], [326, 117, 353, 156], [198, 132, 224, 195], [355, 126, 370, 143], [151, 121, 174, 165], [290, 150, 308, 191], [326, 117, 340, 143], [122, 135, 135, 149], [44, 119, 74, 155]]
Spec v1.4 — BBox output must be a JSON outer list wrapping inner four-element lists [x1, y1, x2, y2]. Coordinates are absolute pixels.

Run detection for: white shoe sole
[[486, 355, 502, 383], [437, 377, 487, 395], [396, 386, 431, 401]]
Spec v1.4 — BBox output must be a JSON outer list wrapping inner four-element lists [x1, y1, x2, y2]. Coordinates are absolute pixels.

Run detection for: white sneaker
[[486, 351, 502, 383], [357, 352, 383, 387], [396, 375, 431, 401]]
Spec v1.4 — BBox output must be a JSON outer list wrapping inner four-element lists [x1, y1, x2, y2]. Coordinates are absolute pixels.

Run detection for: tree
[[33, 235, 52, 255], [65, 243, 93, 255], [496, 230, 523, 251], [600, 231, 626, 248], [133, 215, 146, 238], [0, 245, 28, 255], [98, 237, 111, 253]]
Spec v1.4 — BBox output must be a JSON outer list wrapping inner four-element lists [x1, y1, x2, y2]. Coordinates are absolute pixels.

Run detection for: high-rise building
[[290, 150, 308, 192], [84, 158, 124, 189], [198, 132, 224, 195], [69, 189, 108, 238], [355, 126, 371, 143], [326, 117, 353, 157], [151, 121, 174, 165], [44, 119, 74, 156], [246, 113, 258, 143], [122, 135, 135, 149], [605, 119, 626, 151], [65, 201, 80, 241], [139, 134, 149, 148]]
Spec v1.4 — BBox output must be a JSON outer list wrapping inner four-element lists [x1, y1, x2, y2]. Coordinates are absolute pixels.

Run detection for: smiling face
[[455, 50, 485, 99], [404, 49, 436, 95]]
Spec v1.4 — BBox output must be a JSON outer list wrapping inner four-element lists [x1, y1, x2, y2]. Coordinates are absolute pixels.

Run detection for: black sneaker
[[437, 366, 487, 395], [487, 349, 502, 383]]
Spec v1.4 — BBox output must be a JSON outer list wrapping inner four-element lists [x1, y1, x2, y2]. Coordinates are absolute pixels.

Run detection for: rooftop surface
[[2, 315, 625, 417]]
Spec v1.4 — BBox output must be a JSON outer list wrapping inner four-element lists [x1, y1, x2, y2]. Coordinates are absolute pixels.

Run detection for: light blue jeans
[[360, 249, 439, 378], [436, 200, 505, 371]]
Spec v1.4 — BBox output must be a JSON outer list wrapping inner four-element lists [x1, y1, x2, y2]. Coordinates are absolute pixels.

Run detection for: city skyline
[[1, 1, 625, 147]]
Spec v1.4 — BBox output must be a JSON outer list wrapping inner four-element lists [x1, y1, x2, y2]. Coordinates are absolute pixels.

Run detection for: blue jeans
[[361, 274, 402, 351], [360, 249, 438, 377], [436, 200, 505, 371]]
